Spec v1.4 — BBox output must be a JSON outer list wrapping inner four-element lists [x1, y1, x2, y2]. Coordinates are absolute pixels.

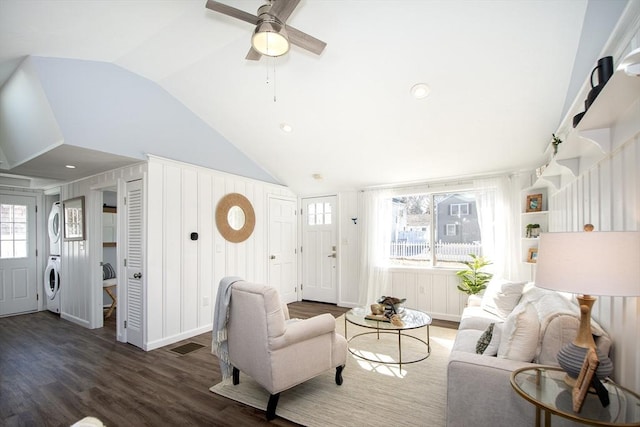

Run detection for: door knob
[[270, 255, 276, 260], [133, 272, 142, 279]]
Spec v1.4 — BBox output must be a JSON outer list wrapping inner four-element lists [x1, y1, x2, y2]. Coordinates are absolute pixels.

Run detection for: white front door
[[302, 196, 337, 303], [0, 195, 37, 316], [124, 179, 144, 348], [268, 196, 297, 303]]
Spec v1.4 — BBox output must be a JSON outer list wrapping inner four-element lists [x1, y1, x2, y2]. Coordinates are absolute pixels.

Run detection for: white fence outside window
[[390, 241, 482, 262]]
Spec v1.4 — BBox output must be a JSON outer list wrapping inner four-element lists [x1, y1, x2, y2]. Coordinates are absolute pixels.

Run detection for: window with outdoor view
[[307, 202, 332, 226], [0, 204, 28, 259], [389, 192, 483, 267]]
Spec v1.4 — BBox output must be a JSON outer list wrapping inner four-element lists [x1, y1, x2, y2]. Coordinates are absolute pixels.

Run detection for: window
[[450, 203, 469, 216], [389, 192, 482, 267], [307, 202, 332, 226], [0, 204, 28, 259]]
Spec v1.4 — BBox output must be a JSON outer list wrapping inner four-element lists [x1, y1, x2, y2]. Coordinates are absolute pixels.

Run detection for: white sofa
[[446, 281, 611, 427]]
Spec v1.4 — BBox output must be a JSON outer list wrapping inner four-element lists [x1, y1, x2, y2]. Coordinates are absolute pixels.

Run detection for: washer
[[48, 202, 61, 256], [44, 256, 61, 313]]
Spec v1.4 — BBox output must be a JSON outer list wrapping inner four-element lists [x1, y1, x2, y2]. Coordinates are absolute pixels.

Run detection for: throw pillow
[[475, 323, 495, 354], [103, 263, 116, 280], [482, 322, 503, 356], [481, 279, 527, 318], [497, 302, 540, 362]]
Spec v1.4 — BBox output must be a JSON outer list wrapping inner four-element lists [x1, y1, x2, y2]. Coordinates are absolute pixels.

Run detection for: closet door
[[124, 179, 144, 348]]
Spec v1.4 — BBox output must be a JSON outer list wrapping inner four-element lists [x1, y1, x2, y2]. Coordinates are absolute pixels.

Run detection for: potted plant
[[526, 223, 540, 238], [456, 254, 493, 295]]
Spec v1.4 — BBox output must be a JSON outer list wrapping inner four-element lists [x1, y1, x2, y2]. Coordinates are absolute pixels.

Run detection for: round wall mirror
[[215, 193, 255, 243], [227, 206, 245, 231]]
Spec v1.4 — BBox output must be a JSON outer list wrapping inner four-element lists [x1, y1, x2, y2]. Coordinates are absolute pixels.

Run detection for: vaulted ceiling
[[0, 0, 629, 195]]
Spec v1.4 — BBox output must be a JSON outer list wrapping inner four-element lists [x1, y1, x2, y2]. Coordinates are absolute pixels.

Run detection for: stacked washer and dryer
[[44, 202, 62, 313]]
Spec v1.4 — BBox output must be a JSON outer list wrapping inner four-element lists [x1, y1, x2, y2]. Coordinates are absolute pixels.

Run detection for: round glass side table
[[511, 366, 640, 427]]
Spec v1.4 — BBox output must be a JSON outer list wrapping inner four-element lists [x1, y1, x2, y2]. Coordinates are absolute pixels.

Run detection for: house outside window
[[389, 192, 482, 267]]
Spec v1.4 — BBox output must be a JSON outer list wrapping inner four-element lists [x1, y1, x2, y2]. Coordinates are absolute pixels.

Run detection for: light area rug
[[210, 315, 457, 427]]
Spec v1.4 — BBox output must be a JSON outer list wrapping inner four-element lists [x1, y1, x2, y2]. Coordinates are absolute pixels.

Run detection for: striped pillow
[[103, 263, 116, 280]]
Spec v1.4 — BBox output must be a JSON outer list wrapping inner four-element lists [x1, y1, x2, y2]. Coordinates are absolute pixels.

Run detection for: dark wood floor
[[0, 302, 456, 426]]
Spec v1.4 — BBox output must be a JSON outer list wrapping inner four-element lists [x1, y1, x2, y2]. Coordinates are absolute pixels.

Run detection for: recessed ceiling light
[[65, 165, 76, 169], [410, 83, 431, 99], [280, 123, 293, 133]]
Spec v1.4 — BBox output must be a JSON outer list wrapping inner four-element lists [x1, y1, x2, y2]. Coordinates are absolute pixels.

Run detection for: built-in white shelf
[[533, 66, 640, 191]]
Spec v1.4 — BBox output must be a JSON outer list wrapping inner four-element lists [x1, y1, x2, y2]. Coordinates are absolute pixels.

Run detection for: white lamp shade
[[535, 231, 640, 297]]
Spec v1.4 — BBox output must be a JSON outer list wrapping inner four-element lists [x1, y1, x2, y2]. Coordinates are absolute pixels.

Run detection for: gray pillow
[[103, 263, 116, 280]]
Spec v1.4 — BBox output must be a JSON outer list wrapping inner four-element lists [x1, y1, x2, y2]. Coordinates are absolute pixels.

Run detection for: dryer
[[48, 202, 61, 256], [44, 256, 61, 313]]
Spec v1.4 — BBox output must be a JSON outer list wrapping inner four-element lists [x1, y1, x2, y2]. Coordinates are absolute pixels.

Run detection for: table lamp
[[535, 225, 640, 382]]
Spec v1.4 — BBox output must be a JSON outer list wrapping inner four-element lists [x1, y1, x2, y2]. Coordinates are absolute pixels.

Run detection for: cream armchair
[[227, 281, 347, 420]]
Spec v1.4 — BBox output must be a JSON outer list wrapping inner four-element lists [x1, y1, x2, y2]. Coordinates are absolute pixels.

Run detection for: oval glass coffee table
[[344, 306, 432, 369]]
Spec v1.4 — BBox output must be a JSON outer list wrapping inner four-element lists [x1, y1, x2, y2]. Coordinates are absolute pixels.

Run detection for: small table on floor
[[344, 306, 431, 369], [510, 366, 640, 427], [103, 279, 117, 319]]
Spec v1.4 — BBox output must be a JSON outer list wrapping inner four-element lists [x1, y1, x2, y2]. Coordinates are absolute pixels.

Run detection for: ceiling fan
[[205, 0, 326, 60]]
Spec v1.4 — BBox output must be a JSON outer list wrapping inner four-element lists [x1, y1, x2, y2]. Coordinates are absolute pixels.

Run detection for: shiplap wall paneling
[[145, 156, 295, 350], [163, 163, 182, 339], [550, 138, 640, 392], [390, 269, 465, 322], [61, 162, 146, 332], [146, 160, 164, 344], [197, 172, 214, 328], [338, 191, 360, 306], [182, 168, 198, 334]]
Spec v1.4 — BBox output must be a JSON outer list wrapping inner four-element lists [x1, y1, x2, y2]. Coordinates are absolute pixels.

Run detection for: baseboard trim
[[145, 324, 212, 351]]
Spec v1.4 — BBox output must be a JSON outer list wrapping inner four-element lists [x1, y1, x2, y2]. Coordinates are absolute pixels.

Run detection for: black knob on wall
[[190, 232, 198, 241]]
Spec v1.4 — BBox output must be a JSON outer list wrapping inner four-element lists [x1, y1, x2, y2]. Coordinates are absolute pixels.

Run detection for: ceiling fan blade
[[245, 47, 262, 61], [286, 25, 327, 55], [269, 0, 301, 22], [205, 0, 258, 25]]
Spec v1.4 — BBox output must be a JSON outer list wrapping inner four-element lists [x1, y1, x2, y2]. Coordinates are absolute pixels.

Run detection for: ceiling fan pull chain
[[273, 60, 277, 103]]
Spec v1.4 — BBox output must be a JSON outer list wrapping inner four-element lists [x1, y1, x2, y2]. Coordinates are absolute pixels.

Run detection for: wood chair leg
[[266, 393, 280, 421], [335, 365, 345, 385], [232, 367, 240, 385]]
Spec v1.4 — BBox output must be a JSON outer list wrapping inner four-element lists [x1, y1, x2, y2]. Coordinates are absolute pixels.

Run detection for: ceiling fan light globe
[[252, 20, 289, 57]]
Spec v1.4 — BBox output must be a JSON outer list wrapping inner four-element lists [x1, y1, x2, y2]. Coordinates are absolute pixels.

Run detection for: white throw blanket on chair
[[212, 276, 243, 381]]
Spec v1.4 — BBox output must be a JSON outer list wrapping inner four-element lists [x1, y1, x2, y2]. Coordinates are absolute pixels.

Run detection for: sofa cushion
[[452, 329, 484, 353], [459, 306, 503, 331], [498, 302, 539, 362], [481, 279, 526, 319]]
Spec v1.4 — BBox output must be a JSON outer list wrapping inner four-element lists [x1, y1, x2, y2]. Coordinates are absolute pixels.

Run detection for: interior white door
[[124, 179, 144, 348], [268, 196, 297, 303], [0, 195, 37, 316], [302, 196, 337, 303]]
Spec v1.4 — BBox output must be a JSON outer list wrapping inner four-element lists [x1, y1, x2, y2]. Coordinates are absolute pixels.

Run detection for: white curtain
[[358, 189, 393, 305], [473, 175, 518, 280]]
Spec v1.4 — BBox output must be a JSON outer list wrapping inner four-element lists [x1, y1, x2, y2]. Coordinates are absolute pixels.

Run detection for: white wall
[[60, 163, 146, 330], [337, 190, 468, 320], [550, 129, 640, 392], [145, 156, 295, 350], [547, 5, 640, 392], [390, 268, 466, 322], [338, 191, 360, 306]]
